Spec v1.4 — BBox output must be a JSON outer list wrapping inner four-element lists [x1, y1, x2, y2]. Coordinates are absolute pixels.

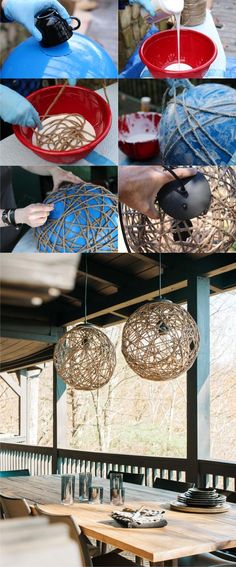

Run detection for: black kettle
[[35, 8, 80, 47]]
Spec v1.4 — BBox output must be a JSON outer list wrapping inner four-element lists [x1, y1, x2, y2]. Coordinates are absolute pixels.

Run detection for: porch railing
[[0, 442, 236, 492], [0, 444, 53, 476], [57, 448, 188, 486]]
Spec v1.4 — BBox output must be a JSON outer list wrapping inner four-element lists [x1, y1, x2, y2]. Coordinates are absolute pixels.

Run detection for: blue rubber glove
[[129, 0, 155, 17], [2, 0, 69, 41], [0, 85, 42, 128]]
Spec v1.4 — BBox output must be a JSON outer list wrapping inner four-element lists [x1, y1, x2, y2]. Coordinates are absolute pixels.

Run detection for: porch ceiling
[[1, 253, 236, 371], [0, 337, 54, 372]]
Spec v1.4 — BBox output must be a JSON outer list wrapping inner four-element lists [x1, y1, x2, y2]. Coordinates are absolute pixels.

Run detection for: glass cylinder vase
[[61, 475, 75, 505], [79, 473, 92, 502]]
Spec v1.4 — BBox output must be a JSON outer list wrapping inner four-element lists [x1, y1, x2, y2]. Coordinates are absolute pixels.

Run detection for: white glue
[[165, 63, 193, 71], [125, 132, 157, 143], [150, 0, 193, 72], [121, 113, 158, 144]]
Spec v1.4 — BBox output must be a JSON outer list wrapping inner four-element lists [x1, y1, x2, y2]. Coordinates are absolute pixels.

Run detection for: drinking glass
[[89, 486, 104, 504], [79, 472, 92, 501], [110, 472, 125, 506], [61, 475, 75, 505]]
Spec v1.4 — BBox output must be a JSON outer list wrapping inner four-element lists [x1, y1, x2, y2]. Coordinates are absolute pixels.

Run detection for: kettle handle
[[68, 17, 81, 30]]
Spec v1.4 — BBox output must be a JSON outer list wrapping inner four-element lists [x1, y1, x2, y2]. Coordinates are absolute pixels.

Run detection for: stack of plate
[[178, 487, 226, 508]]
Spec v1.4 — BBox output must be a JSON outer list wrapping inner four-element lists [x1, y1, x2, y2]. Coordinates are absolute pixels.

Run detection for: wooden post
[[53, 364, 67, 474], [19, 370, 28, 441], [186, 277, 210, 484]]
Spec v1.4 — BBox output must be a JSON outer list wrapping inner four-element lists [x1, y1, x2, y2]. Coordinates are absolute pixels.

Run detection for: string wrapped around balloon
[[35, 182, 118, 253], [120, 167, 236, 254], [158, 81, 236, 166]]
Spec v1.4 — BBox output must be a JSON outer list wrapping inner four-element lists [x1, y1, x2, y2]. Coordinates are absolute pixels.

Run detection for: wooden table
[[1, 475, 236, 566]]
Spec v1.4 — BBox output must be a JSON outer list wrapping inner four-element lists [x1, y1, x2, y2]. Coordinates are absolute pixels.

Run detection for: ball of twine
[[54, 324, 116, 390], [181, 0, 207, 26], [122, 301, 200, 382], [35, 182, 118, 253], [120, 167, 236, 253]]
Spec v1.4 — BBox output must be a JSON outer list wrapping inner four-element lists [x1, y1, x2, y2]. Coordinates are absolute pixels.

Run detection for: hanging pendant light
[[53, 256, 116, 390], [122, 254, 200, 381]]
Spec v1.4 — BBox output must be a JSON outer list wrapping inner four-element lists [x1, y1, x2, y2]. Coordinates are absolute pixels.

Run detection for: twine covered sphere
[[54, 324, 116, 390], [35, 182, 118, 252], [121, 167, 236, 253], [158, 82, 236, 166], [122, 301, 200, 382]]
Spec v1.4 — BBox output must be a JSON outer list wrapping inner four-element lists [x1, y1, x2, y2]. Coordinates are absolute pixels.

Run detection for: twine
[[122, 301, 200, 382], [120, 167, 236, 254], [35, 114, 96, 151], [35, 182, 118, 253], [181, 0, 207, 26], [161, 84, 236, 165], [34, 81, 109, 152]]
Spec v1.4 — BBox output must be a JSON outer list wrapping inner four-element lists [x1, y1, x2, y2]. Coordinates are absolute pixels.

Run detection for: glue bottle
[[150, 0, 184, 14]]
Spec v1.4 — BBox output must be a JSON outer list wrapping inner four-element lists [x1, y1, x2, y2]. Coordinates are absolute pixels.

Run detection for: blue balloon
[[35, 183, 118, 253], [1, 33, 117, 79], [158, 81, 236, 166]]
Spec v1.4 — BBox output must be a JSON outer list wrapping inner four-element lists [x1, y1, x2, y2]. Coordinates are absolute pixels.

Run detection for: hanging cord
[[84, 253, 88, 325], [158, 252, 162, 300]]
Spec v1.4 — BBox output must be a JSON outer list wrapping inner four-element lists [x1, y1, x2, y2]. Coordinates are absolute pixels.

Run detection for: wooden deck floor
[[212, 0, 236, 57]]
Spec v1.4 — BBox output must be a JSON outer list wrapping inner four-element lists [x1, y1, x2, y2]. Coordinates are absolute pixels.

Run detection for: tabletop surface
[[0, 84, 118, 167], [0, 475, 236, 563]]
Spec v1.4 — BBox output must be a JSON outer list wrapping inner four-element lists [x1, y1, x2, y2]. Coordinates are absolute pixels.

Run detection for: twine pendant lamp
[[54, 255, 116, 390], [121, 254, 200, 381]]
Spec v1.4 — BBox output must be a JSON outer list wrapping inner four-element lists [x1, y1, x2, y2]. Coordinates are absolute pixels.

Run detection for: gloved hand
[[129, 0, 155, 17], [2, 0, 69, 41], [0, 85, 41, 128]]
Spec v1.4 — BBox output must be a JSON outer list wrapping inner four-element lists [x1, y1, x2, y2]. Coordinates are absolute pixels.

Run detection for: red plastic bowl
[[140, 29, 218, 79], [13, 85, 112, 164], [119, 112, 161, 161]]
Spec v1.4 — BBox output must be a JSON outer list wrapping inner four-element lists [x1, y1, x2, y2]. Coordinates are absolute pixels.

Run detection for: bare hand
[[51, 169, 83, 192], [15, 204, 54, 227], [119, 166, 197, 219]]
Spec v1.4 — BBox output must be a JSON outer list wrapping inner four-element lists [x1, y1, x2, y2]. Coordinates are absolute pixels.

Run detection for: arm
[[0, 204, 54, 228], [119, 166, 197, 219]]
